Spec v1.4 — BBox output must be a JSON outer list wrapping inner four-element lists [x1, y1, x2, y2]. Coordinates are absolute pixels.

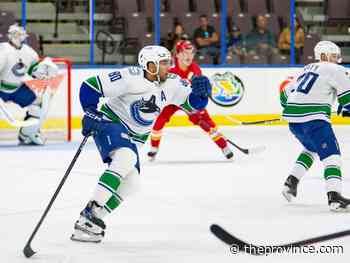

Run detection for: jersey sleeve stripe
[[280, 90, 288, 107], [337, 90, 350, 98], [84, 76, 102, 94], [27, 61, 40, 76], [181, 97, 195, 112], [96, 75, 104, 96], [338, 92, 350, 106]]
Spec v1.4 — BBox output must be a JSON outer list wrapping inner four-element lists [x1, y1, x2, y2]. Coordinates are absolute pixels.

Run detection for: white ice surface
[[1, 126, 350, 263]]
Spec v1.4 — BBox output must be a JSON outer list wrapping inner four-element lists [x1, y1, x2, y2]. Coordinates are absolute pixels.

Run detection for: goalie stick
[[210, 224, 350, 256], [0, 98, 39, 127], [23, 135, 90, 258]]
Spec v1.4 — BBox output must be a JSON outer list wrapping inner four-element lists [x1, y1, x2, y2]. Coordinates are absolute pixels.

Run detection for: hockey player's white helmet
[[138, 45, 172, 75], [314, 41, 342, 63], [7, 24, 28, 48]]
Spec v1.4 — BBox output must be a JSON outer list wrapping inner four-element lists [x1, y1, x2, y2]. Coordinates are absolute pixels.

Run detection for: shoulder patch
[[167, 73, 177, 79], [128, 66, 142, 76], [180, 78, 190, 87]]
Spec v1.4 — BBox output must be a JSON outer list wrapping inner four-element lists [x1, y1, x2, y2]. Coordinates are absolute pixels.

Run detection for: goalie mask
[[8, 24, 28, 49]]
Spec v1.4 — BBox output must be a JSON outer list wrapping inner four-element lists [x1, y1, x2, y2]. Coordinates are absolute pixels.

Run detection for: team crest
[[130, 95, 160, 126], [11, 59, 26, 77], [210, 72, 244, 107]]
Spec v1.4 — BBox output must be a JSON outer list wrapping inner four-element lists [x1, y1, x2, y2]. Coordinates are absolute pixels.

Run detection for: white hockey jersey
[[282, 62, 350, 123], [83, 66, 193, 143], [0, 42, 39, 93]]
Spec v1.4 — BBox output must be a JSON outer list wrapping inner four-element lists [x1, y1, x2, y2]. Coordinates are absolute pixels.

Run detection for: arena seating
[[2, 0, 348, 65]]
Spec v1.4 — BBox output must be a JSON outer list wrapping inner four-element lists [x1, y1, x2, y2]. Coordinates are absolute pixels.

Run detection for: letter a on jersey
[[161, 90, 166, 102]]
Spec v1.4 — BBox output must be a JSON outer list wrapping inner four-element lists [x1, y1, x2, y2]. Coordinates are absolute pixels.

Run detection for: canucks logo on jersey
[[130, 95, 160, 126], [11, 59, 26, 77]]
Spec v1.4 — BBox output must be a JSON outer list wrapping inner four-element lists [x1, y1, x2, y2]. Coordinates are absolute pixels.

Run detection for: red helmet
[[175, 40, 195, 54]]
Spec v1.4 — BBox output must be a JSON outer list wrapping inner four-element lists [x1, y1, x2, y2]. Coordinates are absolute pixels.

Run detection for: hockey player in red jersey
[[148, 40, 233, 160]]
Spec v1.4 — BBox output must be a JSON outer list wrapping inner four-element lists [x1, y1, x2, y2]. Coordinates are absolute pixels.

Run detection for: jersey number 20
[[296, 72, 319, 94]]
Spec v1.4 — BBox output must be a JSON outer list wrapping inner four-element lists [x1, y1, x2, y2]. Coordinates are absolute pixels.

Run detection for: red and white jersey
[[169, 59, 202, 81]]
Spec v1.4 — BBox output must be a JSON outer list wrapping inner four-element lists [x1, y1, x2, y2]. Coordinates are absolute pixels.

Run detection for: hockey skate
[[147, 147, 159, 161], [18, 128, 46, 146], [71, 201, 106, 243], [222, 146, 234, 160], [282, 175, 299, 202], [327, 191, 350, 212]]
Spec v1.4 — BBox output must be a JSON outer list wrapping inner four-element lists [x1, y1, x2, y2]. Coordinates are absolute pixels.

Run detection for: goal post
[[51, 57, 72, 141]]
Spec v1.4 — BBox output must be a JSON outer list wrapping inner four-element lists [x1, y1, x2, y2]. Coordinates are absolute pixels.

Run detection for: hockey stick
[[179, 108, 266, 155], [241, 118, 281, 125], [227, 139, 266, 155], [225, 115, 281, 125], [210, 224, 350, 256], [0, 98, 39, 127], [23, 135, 90, 258]]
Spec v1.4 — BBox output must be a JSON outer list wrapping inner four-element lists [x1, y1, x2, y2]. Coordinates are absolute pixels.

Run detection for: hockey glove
[[82, 109, 105, 136], [337, 104, 350, 117], [191, 75, 212, 99]]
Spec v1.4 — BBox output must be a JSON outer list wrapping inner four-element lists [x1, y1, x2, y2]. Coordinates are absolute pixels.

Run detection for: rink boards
[[2, 66, 350, 130]]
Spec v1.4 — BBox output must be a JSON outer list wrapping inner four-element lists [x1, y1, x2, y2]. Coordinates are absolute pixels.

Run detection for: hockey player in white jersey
[[71, 45, 211, 242], [0, 24, 58, 145], [281, 41, 350, 211]]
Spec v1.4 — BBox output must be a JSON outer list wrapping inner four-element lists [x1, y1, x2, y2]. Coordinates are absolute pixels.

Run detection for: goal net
[[0, 58, 72, 141]]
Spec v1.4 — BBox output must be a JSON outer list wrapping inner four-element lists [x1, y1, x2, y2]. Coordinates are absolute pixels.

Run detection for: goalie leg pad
[[18, 89, 53, 145], [18, 104, 45, 145]]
